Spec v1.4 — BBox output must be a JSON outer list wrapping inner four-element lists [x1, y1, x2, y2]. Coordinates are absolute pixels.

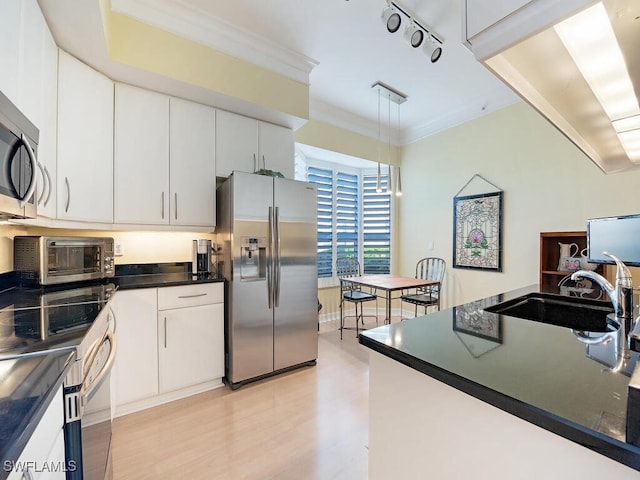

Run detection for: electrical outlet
[[114, 242, 124, 256]]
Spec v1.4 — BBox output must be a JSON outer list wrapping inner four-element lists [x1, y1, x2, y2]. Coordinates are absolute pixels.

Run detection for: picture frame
[[453, 191, 503, 271], [453, 296, 503, 343]]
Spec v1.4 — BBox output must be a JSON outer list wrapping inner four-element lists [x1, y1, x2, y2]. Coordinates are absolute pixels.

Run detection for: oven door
[[0, 120, 37, 219], [65, 307, 115, 480], [81, 318, 116, 480], [44, 239, 106, 285]]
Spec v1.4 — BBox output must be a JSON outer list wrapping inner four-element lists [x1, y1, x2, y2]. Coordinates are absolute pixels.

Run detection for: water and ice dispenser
[[240, 237, 267, 281]]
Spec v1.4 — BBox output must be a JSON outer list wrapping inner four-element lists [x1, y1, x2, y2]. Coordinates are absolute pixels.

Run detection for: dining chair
[[400, 257, 446, 318], [336, 257, 378, 339]]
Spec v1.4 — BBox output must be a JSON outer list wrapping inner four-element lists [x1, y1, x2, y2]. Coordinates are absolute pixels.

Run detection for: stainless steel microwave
[[0, 90, 39, 219], [14, 236, 115, 285]]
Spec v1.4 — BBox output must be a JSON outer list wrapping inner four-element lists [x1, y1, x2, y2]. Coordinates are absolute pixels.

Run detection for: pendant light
[[395, 100, 403, 197], [386, 91, 392, 195], [376, 88, 382, 193], [372, 82, 406, 196]]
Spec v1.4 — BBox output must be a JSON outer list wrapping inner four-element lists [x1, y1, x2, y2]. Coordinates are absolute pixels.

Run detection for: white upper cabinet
[[216, 110, 294, 179], [169, 98, 216, 227], [114, 85, 216, 228], [258, 121, 294, 178], [19, 0, 44, 128], [36, 23, 58, 219], [0, 0, 22, 108], [57, 51, 113, 223], [114, 83, 170, 225], [215, 109, 258, 177]]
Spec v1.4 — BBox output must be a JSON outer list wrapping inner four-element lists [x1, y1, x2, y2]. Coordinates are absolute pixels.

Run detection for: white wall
[[398, 102, 640, 308]]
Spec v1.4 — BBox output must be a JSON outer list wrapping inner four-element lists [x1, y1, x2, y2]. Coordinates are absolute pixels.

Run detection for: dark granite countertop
[[359, 284, 640, 471], [0, 349, 75, 480], [114, 262, 224, 290]]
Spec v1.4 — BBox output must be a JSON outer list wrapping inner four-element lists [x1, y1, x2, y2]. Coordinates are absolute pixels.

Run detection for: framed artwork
[[453, 191, 503, 271], [453, 296, 503, 343]]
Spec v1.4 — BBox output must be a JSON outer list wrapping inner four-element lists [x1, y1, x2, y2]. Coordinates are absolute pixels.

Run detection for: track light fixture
[[423, 35, 442, 63], [381, 1, 402, 33], [381, 1, 444, 62], [403, 21, 424, 48]]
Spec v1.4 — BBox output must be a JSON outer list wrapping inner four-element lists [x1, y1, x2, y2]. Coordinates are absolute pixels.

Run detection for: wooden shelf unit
[[539, 231, 605, 294]]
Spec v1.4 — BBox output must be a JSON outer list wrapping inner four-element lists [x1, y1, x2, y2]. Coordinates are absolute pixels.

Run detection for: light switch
[[427, 241, 434, 251], [114, 242, 124, 256]]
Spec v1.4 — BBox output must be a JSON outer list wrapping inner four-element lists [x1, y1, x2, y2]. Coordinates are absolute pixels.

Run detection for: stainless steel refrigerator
[[216, 171, 318, 388]]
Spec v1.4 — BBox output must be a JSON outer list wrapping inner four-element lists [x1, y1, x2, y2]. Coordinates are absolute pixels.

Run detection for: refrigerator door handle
[[267, 206, 274, 309], [274, 206, 281, 307]]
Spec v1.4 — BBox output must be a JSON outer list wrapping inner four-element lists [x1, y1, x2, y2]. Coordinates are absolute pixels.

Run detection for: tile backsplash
[[0, 224, 215, 274]]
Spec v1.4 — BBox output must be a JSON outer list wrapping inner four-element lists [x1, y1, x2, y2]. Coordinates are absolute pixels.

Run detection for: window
[[362, 174, 391, 274], [306, 164, 392, 279]]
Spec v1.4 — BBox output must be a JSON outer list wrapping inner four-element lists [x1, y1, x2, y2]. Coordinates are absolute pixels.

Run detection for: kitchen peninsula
[[359, 285, 640, 479]]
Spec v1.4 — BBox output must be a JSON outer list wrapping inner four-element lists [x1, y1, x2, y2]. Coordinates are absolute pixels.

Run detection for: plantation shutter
[[336, 172, 359, 260], [308, 166, 333, 278], [362, 174, 391, 274]]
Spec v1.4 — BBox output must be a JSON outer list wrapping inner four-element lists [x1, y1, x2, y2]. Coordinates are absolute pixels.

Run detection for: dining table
[[345, 274, 440, 324]]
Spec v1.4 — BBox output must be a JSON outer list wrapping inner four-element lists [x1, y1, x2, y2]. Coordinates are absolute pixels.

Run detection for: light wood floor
[[111, 319, 377, 480]]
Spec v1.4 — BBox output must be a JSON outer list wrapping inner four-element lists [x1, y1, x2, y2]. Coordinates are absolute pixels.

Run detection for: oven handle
[[81, 330, 116, 401]]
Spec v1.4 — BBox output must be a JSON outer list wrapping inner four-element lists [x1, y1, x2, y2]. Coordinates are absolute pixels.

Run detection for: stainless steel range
[[0, 282, 116, 480]]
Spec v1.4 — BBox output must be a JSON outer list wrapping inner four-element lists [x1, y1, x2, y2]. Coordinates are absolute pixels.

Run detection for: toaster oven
[[14, 236, 115, 286]]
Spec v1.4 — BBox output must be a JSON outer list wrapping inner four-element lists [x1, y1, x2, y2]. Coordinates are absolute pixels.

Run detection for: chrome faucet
[[571, 251, 634, 331]]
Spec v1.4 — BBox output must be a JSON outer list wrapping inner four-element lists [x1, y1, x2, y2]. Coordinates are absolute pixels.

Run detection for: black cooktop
[[0, 283, 115, 356]]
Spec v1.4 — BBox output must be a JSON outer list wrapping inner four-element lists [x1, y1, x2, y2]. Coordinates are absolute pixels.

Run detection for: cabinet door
[[57, 51, 113, 222], [169, 98, 216, 226], [258, 121, 294, 179], [6, 388, 64, 480], [36, 28, 58, 218], [112, 289, 159, 410], [158, 303, 224, 393], [20, 0, 44, 128], [215, 110, 258, 177], [0, 0, 22, 107], [114, 83, 170, 224]]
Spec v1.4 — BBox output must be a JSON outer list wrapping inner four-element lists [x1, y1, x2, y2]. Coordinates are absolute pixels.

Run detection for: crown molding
[[110, 0, 318, 84]]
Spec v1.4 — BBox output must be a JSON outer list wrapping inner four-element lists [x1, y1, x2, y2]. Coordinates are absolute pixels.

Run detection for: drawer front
[[157, 283, 223, 310]]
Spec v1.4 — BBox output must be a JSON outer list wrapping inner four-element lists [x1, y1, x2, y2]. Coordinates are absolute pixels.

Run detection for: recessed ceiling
[[39, 0, 521, 145]]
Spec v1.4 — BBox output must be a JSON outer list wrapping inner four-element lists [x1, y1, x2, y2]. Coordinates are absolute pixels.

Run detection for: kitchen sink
[[484, 293, 615, 332]]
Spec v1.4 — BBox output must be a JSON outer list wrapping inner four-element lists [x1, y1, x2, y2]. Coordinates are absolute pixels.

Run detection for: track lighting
[[381, 2, 402, 33], [381, 1, 444, 62], [403, 21, 424, 48], [423, 36, 442, 63]]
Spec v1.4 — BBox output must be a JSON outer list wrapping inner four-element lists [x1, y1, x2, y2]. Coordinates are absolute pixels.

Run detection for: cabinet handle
[[65, 177, 70, 213], [262, 154, 266, 170], [177, 293, 207, 299], [253, 153, 257, 172], [43, 165, 52, 207], [164, 317, 167, 348], [175, 192, 178, 220], [161, 192, 165, 219]]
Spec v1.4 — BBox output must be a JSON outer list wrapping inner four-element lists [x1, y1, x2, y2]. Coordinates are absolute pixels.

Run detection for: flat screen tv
[[587, 214, 640, 266]]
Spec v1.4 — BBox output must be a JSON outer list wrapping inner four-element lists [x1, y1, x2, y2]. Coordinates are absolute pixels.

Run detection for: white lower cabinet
[[158, 303, 224, 393], [113, 283, 224, 416], [6, 387, 65, 480], [112, 289, 158, 413]]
